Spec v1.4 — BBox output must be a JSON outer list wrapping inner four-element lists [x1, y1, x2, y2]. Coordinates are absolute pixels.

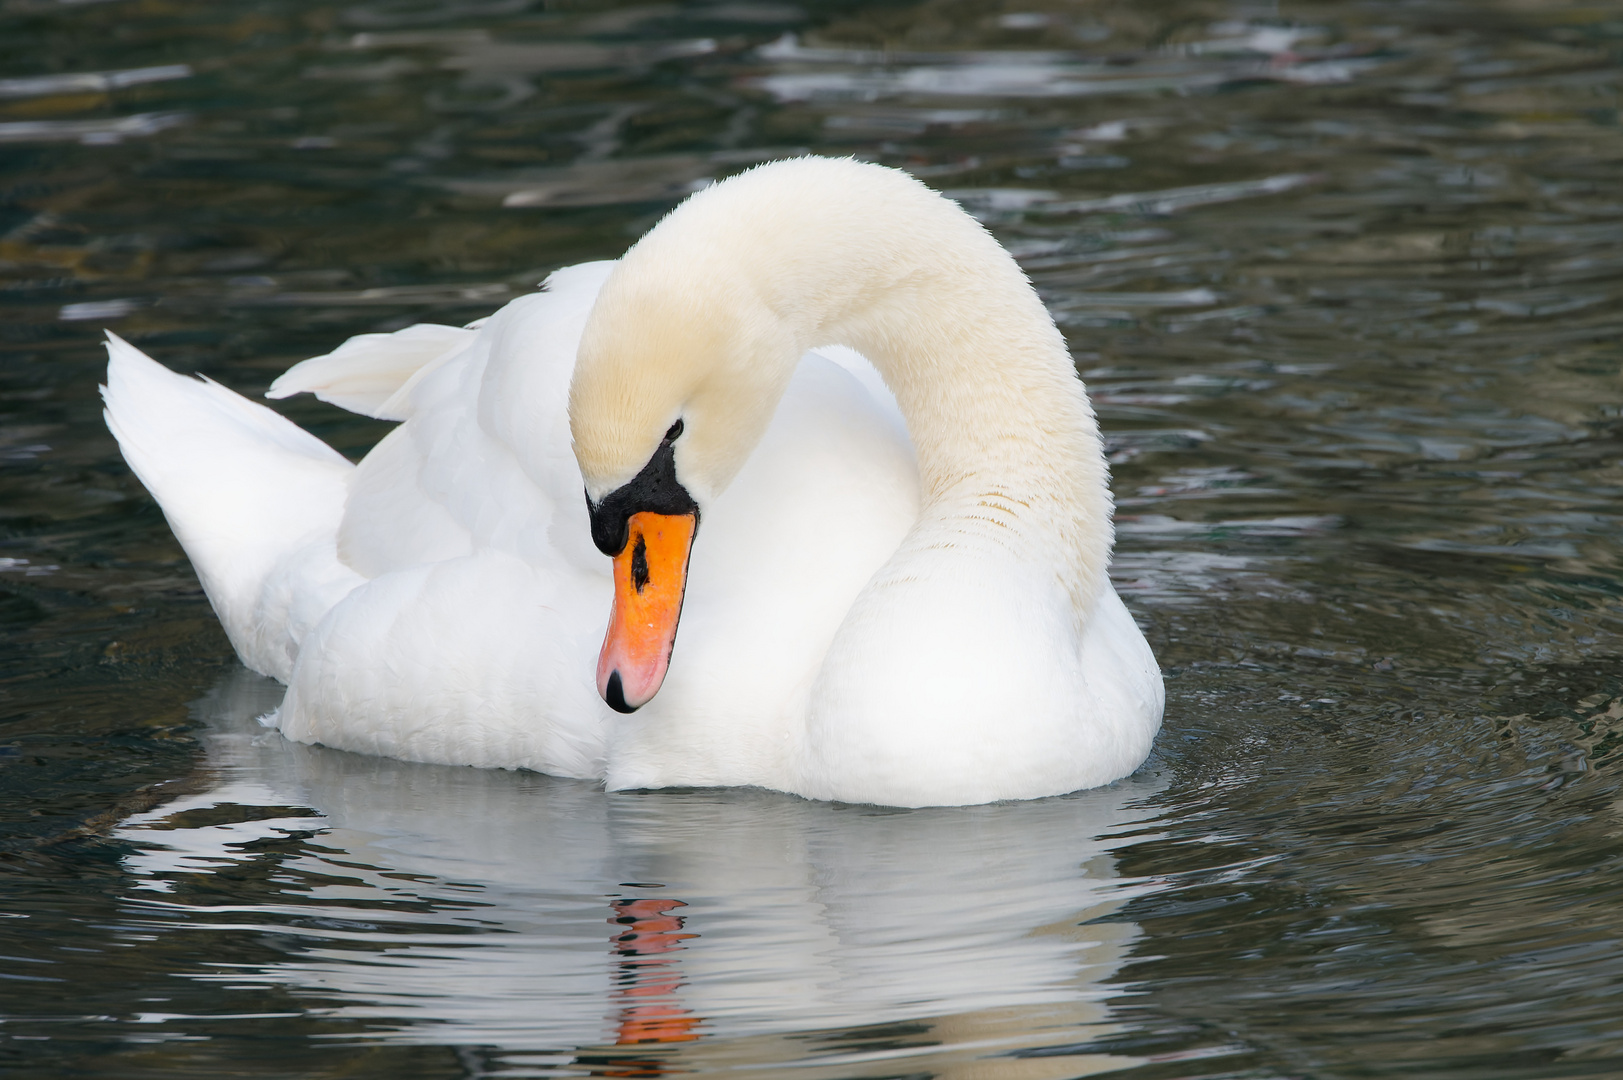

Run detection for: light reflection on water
[[114, 671, 1163, 1076], [2, 0, 1623, 1076]]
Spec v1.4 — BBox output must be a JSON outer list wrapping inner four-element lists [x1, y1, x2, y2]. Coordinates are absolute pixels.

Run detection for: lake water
[[3, 0, 1623, 1076]]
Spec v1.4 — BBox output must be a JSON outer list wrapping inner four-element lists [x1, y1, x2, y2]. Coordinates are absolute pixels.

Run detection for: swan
[[102, 156, 1162, 807]]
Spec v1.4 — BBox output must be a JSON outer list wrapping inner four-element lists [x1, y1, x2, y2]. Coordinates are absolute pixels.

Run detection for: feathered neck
[[571, 156, 1113, 614]]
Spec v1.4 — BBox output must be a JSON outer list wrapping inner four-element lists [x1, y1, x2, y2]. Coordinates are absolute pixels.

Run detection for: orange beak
[[597, 511, 698, 713]]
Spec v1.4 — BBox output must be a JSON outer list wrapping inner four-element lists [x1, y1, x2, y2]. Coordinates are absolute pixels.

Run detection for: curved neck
[[589, 159, 1114, 612]]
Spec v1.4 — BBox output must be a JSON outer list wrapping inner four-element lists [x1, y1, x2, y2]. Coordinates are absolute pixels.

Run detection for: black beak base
[[587, 420, 698, 557]]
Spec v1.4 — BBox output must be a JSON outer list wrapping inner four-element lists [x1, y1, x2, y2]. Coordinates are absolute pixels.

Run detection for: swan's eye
[[664, 419, 684, 443]]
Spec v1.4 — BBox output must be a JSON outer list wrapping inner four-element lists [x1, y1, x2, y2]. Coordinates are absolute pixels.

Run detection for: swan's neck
[[584, 159, 1113, 613]]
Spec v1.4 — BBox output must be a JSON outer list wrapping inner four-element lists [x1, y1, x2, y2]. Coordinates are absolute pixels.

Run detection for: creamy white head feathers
[[569, 247, 793, 509]]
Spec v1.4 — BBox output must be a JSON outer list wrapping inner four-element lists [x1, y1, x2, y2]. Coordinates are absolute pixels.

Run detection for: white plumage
[[102, 157, 1163, 807]]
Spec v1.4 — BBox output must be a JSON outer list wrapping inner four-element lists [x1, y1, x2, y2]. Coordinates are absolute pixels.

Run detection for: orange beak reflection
[[597, 511, 698, 713]]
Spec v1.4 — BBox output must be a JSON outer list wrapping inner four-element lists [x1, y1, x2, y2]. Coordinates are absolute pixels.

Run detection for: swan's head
[[568, 241, 797, 714]]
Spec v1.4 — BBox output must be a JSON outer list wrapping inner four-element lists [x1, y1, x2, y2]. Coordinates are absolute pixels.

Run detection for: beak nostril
[[604, 670, 638, 714], [631, 533, 650, 593]]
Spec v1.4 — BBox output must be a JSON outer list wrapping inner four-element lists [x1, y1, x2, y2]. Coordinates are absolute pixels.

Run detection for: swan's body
[[103, 157, 1162, 807]]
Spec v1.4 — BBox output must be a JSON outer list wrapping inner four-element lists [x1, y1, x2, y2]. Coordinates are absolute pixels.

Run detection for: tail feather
[[102, 332, 361, 680]]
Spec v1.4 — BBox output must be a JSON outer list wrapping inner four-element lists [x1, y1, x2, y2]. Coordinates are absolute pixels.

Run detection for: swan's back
[[338, 262, 616, 579]]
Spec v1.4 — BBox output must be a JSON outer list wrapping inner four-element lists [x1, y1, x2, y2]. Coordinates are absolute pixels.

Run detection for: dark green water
[[3, 0, 1623, 1076]]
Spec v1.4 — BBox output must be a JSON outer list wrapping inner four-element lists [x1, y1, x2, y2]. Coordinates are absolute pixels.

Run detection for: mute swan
[[102, 156, 1162, 807]]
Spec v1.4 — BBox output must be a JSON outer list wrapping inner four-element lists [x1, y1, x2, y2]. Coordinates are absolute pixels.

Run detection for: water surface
[[3, 0, 1623, 1076]]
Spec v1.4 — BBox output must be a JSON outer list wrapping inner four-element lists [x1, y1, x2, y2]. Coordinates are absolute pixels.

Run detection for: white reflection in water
[[117, 670, 1166, 1071]]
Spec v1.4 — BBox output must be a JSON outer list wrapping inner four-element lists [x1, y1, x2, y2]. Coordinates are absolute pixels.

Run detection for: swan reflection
[[115, 670, 1165, 1076]]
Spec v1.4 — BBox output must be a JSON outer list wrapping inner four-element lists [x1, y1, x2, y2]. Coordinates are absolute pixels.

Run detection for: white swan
[[102, 156, 1162, 807]]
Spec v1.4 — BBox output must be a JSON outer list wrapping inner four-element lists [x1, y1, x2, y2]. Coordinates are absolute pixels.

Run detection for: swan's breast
[[604, 350, 921, 791]]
